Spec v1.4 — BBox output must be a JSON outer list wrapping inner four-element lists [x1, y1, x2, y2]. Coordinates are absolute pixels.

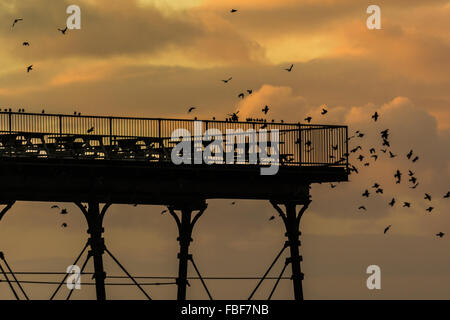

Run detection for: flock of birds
[[10, 12, 448, 237], [344, 114, 449, 237], [11, 17, 68, 74]]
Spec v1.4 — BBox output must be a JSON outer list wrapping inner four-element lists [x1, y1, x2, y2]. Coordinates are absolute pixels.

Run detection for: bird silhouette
[[371, 155, 378, 161], [372, 183, 380, 189], [409, 176, 417, 184], [222, 77, 232, 83], [426, 207, 434, 213], [22, 42, 30, 46], [380, 129, 389, 140], [394, 170, 402, 184], [27, 65, 33, 72], [12, 18, 23, 28], [384, 225, 391, 234], [60, 208, 68, 214], [382, 139, 390, 147], [444, 191, 450, 199], [188, 107, 196, 113], [358, 155, 364, 162], [407, 150, 413, 159], [436, 232, 445, 238], [403, 202, 411, 208], [269, 215, 275, 221], [410, 183, 419, 189], [87, 126, 94, 133], [231, 201, 236, 205], [408, 170, 415, 176], [376, 188, 383, 194], [321, 108, 328, 115], [358, 206, 366, 211], [389, 151, 396, 158], [262, 105, 269, 114], [51, 205, 60, 209], [424, 193, 432, 201], [230, 9, 238, 13], [412, 156, 419, 163], [58, 27, 68, 35], [362, 190, 370, 197], [304, 116, 312, 123], [285, 64, 294, 72], [61, 223, 68, 228], [238, 93, 244, 99], [247, 89, 253, 94], [389, 198, 396, 207], [369, 148, 376, 154], [371, 112, 379, 122]]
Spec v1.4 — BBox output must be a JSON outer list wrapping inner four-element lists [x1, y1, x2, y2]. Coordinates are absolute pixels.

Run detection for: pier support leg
[[75, 201, 111, 301], [168, 201, 207, 301], [270, 199, 311, 301]]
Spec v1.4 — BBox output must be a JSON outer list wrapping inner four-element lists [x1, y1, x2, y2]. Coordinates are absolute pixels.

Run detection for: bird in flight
[[362, 190, 370, 197], [51, 205, 60, 209], [412, 156, 419, 163], [230, 9, 238, 13], [410, 183, 419, 189], [231, 201, 236, 205], [444, 191, 450, 199], [87, 126, 95, 133], [61, 223, 68, 228], [389, 151, 396, 158], [394, 170, 402, 184], [60, 208, 68, 215], [358, 206, 366, 211], [403, 202, 411, 208], [424, 193, 432, 201], [58, 27, 68, 35], [371, 112, 379, 122], [436, 232, 445, 238], [389, 198, 396, 207], [321, 108, 328, 115], [12, 18, 23, 28], [247, 89, 253, 94], [27, 65, 33, 72], [380, 129, 389, 140], [238, 93, 244, 99], [261, 105, 269, 114], [222, 77, 232, 83], [269, 215, 275, 221], [285, 64, 294, 72], [304, 116, 312, 123], [384, 225, 392, 234], [188, 107, 196, 113], [407, 150, 413, 159], [426, 207, 434, 213], [23, 42, 30, 46]]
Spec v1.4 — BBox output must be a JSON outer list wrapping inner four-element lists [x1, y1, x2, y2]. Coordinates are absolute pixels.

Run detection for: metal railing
[[0, 111, 348, 167]]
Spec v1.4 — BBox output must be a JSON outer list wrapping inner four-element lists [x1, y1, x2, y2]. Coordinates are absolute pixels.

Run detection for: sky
[[0, 0, 449, 300]]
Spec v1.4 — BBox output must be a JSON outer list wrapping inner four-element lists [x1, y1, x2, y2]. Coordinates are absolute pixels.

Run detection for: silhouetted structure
[[0, 110, 348, 300]]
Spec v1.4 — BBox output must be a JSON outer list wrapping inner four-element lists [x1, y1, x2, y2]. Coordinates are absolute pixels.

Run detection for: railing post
[[109, 117, 113, 146], [8, 111, 11, 134], [59, 115, 62, 136]]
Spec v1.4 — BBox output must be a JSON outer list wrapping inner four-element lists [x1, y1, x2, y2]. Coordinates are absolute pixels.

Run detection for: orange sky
[[0, 0, 449, 300]]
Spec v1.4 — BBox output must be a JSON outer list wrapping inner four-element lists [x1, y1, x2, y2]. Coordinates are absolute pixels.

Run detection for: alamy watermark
[[170, 121, 280, 175], [366, 265, 381, 290], [66, 264, 82, 290]]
